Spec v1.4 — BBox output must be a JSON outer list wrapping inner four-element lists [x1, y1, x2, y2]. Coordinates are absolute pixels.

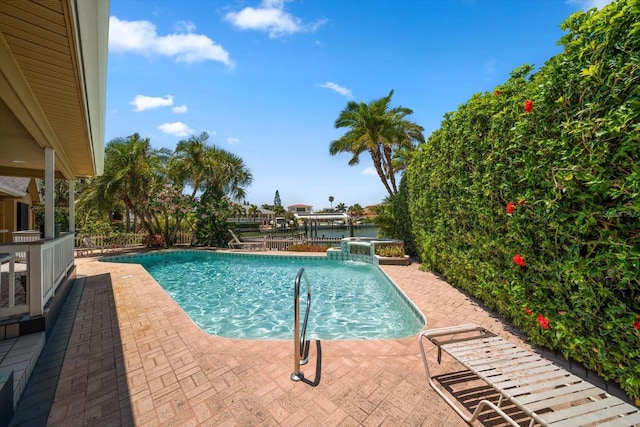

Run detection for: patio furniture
[[75, 237, 103, 257], [74, 242, 88, 257], [227, 229, 266, 250], [419, 323, 640, 426]]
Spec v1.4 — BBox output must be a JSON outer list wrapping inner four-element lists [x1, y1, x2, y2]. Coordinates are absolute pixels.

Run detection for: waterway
[[262, 225, 378, 239]]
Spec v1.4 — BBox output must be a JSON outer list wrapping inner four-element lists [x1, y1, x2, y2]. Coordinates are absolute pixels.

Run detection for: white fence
[[73, 231, 339, 252], [249, 236, 342, 251], [74, 231, 193, 249]]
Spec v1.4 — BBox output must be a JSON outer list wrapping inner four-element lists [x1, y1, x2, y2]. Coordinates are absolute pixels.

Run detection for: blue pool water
[[103, 251, 424, 340]]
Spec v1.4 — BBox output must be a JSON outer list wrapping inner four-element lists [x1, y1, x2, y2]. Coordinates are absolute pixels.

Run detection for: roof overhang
[[0, 0, 109, 180], [0, 183, 25, 198]]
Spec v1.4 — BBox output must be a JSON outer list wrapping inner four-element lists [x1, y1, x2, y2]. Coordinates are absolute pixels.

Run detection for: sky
[[106, 0, 614, 211]]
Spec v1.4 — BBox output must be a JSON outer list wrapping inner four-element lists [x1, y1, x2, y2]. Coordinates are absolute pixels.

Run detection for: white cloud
[[362, 167, 377, 176], [109, 16, 234, 66], [227, 137, 240, 145], [130, 95, 174, 112], [158, 122, 194, 137], [319, 82, 352, 98], [172, 105, 188, 114], [224, 0, 326, 38], [174, 20, 196, 33], [567, 0, 614, 9]]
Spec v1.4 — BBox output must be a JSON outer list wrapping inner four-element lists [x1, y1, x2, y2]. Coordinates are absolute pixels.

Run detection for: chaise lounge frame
[[227, 229, 266, 251], [419, 323, 640, 426]]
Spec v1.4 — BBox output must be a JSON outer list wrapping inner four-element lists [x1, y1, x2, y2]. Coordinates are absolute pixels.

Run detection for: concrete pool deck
[[11, 250, 538, 426]]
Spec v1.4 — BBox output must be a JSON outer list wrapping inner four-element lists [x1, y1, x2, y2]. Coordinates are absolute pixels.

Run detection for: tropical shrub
[[142, 234, 165, 248], [375, 244, 405, 258], [406, 0, 640, 398], [75, 219, 113, 236], [143, 184, 195, 245], [374, 177, 417, 256], [193, 188, 234, 247]]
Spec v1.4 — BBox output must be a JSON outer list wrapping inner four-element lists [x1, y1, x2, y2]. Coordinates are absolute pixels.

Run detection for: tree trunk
[[369, 147, 395, 197], [383, 144, 398, 194], [125, 207, 131, 233]]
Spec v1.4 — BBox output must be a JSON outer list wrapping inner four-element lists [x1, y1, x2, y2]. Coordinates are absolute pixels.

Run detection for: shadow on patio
[[10, 273, 133, 426]]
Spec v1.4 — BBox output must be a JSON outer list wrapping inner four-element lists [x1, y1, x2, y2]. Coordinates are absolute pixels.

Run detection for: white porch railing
[[0, 233, 74, 320], [11, 230, 41, 261]]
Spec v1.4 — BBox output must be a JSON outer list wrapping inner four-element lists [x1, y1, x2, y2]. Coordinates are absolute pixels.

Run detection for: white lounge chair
[[419, 324, 640, 426], [227, 229, 266, 250]]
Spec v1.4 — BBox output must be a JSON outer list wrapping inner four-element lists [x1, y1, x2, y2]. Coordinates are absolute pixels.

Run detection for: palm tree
[[206, 146, 253, 201], [335, 202, 347, 212], [170, 132, 210, 198], [169, 132, 253, 201], [329, 196, 334, 210], [390, 146, 416, 174], [89, 133, 168, 236], [329, 90, 425, 198]]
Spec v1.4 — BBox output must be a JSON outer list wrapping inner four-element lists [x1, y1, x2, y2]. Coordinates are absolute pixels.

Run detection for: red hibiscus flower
[[537, 314, 550, 329], [524, 100, 533, 113], [513, 254, 526, 267], [634, 320, 640, 330], [524, 307, 533, 316], [494, 90, 502, 96], [506, 202, 515, 214]]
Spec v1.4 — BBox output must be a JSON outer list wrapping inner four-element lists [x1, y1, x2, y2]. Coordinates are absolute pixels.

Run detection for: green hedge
[[406, 0, 639, 398]]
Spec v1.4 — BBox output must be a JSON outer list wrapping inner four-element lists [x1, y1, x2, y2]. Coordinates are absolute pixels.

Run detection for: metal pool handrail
[[291, 267, 311, 381]]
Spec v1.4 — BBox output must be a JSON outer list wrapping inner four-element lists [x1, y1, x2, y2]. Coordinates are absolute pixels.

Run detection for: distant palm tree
[[330, 90, 424, 197], [329, 196, 335, 210], [231, 203, 245, 221], [273, 205, 286, 218], [348, 203, 365, 219], [335, 202, 347, 212], [248, 204, 260, 223]]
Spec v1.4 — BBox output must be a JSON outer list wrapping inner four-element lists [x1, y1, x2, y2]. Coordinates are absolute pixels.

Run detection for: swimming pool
[[103, 250, 425, 340]]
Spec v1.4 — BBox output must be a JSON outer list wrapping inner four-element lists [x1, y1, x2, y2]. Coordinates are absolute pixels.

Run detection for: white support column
[[45, 148, 55, 239], [68, 179, 75, 233]]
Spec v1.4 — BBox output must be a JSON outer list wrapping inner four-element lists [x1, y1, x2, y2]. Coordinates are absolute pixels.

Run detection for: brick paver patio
[[13, 252, 537, 426]]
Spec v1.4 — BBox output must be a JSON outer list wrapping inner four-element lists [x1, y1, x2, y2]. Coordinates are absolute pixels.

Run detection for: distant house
[[363, 204, 381, 219], [0, 177, 41, 243], [232, 205, 275, 224], [288, 204, 313, 214], [293, 212, 350, 225]]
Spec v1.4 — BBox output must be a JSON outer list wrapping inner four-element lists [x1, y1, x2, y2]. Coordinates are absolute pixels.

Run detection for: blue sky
[[106, 0, 612, 211]]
